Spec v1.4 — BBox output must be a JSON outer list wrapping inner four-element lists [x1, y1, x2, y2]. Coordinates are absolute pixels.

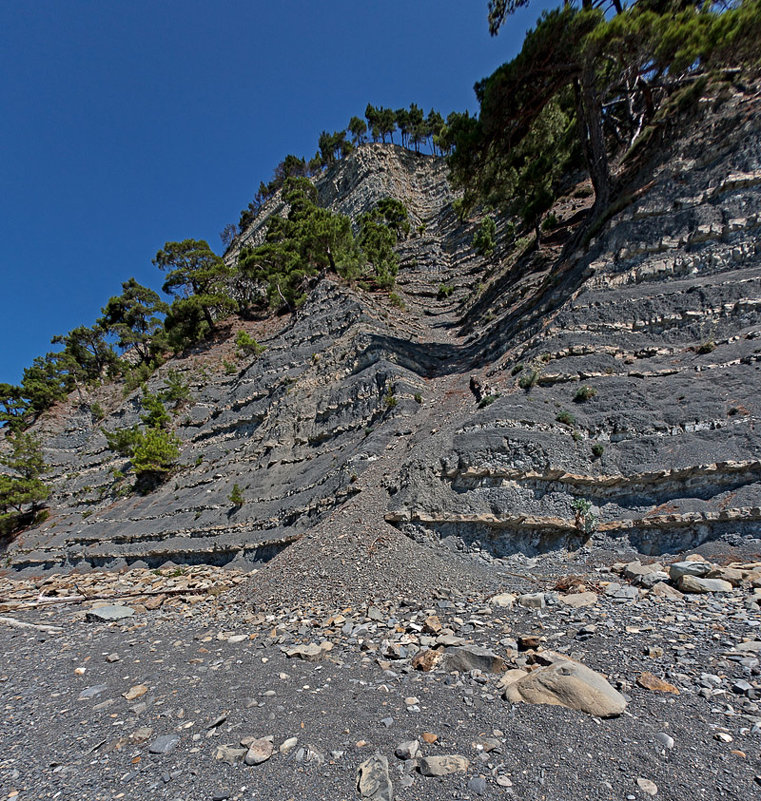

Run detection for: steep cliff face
[[6, 83, 761, 574], [391, 85, 761, 556]]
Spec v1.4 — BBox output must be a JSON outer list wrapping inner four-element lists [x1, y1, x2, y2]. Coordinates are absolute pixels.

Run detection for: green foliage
[[478, 393, 500, 408], [556, 410, 576, 426], [473, 215, 497, 257], [0, 383, 28, 432], [103, 425, 141, 457], [574, 385, 597, 402], [413, 393, 423, 404], [223, 359, 238, 375], [0, 432, 50, 535], [375, 198, 411, 238], [510, 363, 524, 375], [161, 370, 192, 408], [131, 427, 181, 481], [239, 178, 362, 311], [90, 402, 105, 421], [229, 482, 245, 507], [103, 387, 180, 491], [383, 390, 397, 409], [571, 497, 596, 534], [140, 390, 171, 430], [437, 284, 454, 300], [591, 442, 605, 459], [388, 292, 405, 309], [358, 213, 398, 290], [99, 278, 169, 364], [51, 324, 118, 383], [697, 340, 715, 355], [318, 130, 353, 167], [235, 330, 266, 358], [154, 239, 236, 345], [452, 0, 761, 234], [21, 352, 76, 417], [518, 368, 538, 389], [123, 362, 157, 396], [348, 116, 368, 145]]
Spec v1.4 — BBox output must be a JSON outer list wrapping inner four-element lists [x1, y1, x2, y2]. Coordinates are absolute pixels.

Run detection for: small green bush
[[384, 391, 397, 409], [697, 340, 715, 354], [389, 292, 406, 309], [90, 402, 105, 421], [571, 497, 596, 534], [511, 363, 524, 375], [591, 442, 605, 459], [229, 483, 245, 507], [413, 393, 423, 404], [473, 215, 496, 257], [574, 385, 597, 402], [161, 369, 192, 407], [556, 410, 576, 426], [478, 393, 499, 409], [235, 330, 265, 357], [437, 284, 454, 300], [518, 369, 538, 390]]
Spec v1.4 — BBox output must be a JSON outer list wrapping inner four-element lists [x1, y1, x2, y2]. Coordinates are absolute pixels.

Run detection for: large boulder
[[503, 658, 626, 718]]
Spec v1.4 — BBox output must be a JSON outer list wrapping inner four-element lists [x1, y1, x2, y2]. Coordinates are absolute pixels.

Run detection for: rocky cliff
[[5, 80, 761, 574]]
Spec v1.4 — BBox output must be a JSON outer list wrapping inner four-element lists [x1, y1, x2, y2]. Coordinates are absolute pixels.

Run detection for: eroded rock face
[[503, 658, 627, 718], [8, 85, 761, 573]]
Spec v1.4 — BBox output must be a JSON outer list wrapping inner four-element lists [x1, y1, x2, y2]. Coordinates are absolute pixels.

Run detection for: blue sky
[[0, 0, 551, 385]]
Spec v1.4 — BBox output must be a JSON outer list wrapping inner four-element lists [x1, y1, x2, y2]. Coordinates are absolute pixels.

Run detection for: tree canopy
[[449, 0, 761, 228]]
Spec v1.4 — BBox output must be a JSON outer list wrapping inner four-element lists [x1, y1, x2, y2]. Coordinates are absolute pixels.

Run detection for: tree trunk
[[574, 64, 611, 220], [202, 305, 216, 333]]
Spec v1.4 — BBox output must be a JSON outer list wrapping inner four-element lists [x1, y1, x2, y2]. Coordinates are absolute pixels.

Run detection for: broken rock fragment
[[418, 755, 470, 777], [357, 753, 393, 801]]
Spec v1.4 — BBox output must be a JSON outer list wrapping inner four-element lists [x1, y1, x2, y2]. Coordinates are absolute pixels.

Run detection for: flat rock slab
[[418, 755, 470, 777], [357, 753, 393, 800], [148, 734, 180, 755], [669, 561, 711, 581], [559, 591, 598, 608], [504, 658, 627, 718], [86, 605, 135, 622], [678, 575, 733, 594], [77, 684, 108, 700], [282, 642, 333, 661], [444, 645, 505, 674]]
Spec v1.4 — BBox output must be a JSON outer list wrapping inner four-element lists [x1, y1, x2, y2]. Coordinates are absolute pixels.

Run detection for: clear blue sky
[[0, 0, 551, 385]]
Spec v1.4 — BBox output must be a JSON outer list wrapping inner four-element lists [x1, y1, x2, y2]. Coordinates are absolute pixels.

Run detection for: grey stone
[[394, 740, 420, 760], [669, 561, 711, 581], [244, 738, 274, 765], [418, 755, 470, 777], [357, 753, 393, 801], [282, 642, 333, 661], [147, 735, 179, 755], [78, 684, 108, 700], [468, 777, 487, 795], [677, 575, 733, 594], [444, 645, 505, 674], [655, 733, 674, 750], [215, 745, 246, 765], [517, 593, 546, 609], [86, 605, 134, 622]]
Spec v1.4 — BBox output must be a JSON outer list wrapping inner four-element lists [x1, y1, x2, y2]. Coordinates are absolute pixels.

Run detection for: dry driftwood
[[0, 616, 62, 634]]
